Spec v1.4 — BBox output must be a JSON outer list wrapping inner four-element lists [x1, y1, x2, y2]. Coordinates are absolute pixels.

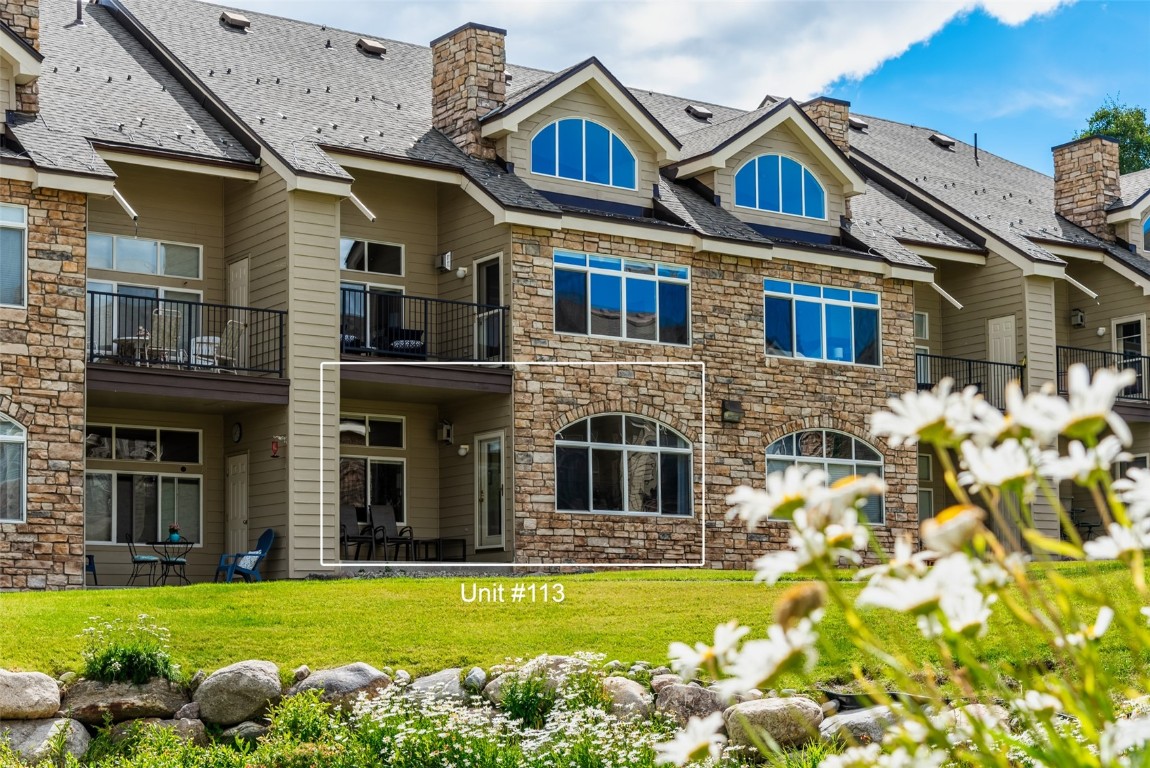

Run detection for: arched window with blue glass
[[1143, 217, 1149, 252], [734, 154, 826, 219], [530, 118, 638, 190]]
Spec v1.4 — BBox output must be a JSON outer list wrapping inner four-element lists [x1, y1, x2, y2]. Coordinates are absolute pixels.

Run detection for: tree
[[1076, 95, 1150, 173]]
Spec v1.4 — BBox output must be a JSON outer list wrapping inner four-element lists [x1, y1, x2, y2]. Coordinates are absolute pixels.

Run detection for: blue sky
[[207, 0, 1149, 175]]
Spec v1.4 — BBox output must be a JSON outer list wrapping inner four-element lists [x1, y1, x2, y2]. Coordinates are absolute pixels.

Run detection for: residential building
[[1, 0, 1144, 588]]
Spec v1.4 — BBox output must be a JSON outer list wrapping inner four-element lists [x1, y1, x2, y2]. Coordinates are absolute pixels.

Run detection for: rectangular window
[[83, 471, 202, 544], [86, 233, 202, 280], [914, 311, 929, 340], [0, 203, 27, 308], [338, 456, 407, 523], [340, 238, 403, 277], [1117, 454, 1150, 480], [85, 425, 201, 464], [0, 431, 25, 522], [763, 279, 881, 366], [553, 251, 691, 345], [338, 414, 405, 449]]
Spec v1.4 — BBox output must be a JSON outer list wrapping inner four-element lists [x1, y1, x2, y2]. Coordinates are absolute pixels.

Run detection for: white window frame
[[1112, 314, 1147, 356], [339, 237, 405, 278], [1142, 217, 1149, 253], [338, 413, 406, 450], [529, 117, 640, 191], [338, 455, 408, 523], [84, 423, 202, 463], [914, 311, 930, 340], [83, 470, 204, 546], [474, 429, 507, 551], [0, 413, 27, 523], [554, 413, 694, 517], [763, 278, 882, 367], [0, 203, 28, 309], [1116, 453, 1150, 480], [733, 153, 827, 221], [86, 279, 203, 303], [553, 250, 691, 346], [87, 232, 203, 281], [765, 429, 885, 525]]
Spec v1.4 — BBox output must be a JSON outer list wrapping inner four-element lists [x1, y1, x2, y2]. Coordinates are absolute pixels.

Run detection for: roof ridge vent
[[847, 116, 868, 131], [929, 132, 956, 150], [685, 104, 713, 121], [357, 38, 387, 56], [220, 10, 251, 30]]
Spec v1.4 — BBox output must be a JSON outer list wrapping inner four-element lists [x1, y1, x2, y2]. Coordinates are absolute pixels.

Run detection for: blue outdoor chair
[[126, 539, 157, 586], [215, 528, 275, 583]]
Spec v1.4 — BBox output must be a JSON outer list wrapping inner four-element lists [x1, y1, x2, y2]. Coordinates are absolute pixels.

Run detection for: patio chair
[[146, 307, 185, 366], [212, 320, 247, 371], [372, 504, 414, 561], [126, 539, 158, 586], [215, 528, 276, 583], [339, 505, 375, 560]]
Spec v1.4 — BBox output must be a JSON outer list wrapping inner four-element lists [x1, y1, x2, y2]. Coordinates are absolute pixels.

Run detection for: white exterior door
[[988, 315, 1016, 364], [475, 432, 505, 549], [474, 255, 502, 362], [225, 453, 249, 554], [228, 258, 249, 308]]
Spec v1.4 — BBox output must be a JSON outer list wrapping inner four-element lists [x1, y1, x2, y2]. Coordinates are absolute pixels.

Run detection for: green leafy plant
[[500, 671, 558, 729], [263, 689, 337, 744], [79, 615, 178, 684]]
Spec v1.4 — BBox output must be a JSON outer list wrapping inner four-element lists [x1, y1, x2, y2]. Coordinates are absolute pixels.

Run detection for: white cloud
[[211, 0, 1077, 108]]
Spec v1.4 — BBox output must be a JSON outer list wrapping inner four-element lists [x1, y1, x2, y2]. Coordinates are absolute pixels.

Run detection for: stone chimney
[[800, 96, 850, 155], [1053, 135, 1121, 242], [431, 22, 507, 161], [1, 0, 40, 112]]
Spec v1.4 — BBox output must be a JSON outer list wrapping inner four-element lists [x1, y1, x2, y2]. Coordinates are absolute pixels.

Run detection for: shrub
[[262, 689, 337, 744], [500, 672, 557, 728], [79, 615, 177, 684]]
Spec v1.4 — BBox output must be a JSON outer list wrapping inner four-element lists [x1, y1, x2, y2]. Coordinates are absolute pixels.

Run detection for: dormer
[[667, 99, 866, 240], [1107, 168, 1150, 255], [0, 10, 43, 119], [480, 58, 681, 209]]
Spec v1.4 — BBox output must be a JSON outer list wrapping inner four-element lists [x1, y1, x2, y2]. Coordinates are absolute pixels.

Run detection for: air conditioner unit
[[437, 421, 454, 445], [436, 251, 452, 271]]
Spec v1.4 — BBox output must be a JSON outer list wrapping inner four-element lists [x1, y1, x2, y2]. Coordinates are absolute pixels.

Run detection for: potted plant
[[167, 522, 181, 542]]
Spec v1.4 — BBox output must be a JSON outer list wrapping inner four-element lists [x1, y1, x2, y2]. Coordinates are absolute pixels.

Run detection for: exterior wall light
[[721, 400, 744, 423], [271, 435, 286, 458]]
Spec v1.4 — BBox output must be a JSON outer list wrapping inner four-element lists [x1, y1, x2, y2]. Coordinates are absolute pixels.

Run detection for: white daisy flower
[[726, 466, 827, 527], [1041, 435, 1129, 484], [712, 618, 819, 698], [1062, 363, 1136, 445], [1013, 690, 1063, 716], [1003, 381, 1068, 446], [870, 379, 954, 447], [668, 620, 750, 680], [653, 713, 726, 766], [958, 438, 1038, 494], [1101, 715, 1150, 764], [921, 504, 984, 554], [1083, 523, 1150, 561], [858, 534, 937, 580], [1056, 605, 1115, 648], [1116, 467, 1150, 520]]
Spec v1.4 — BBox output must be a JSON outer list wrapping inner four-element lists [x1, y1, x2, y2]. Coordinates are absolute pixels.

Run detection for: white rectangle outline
[[319, 360, 707, 568]]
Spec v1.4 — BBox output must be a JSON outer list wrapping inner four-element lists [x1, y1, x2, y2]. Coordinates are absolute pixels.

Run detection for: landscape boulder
[[482, 673, 508, 705], [725, 696, 824, 751], [518, 654, 587, 690], [463, 667, 488, 694], [603, 676, 653, 721], [0, 670, 60, 720], [650, 674, 681, 695], [110, 717, 209, 747], [410, 668, 466, 702], [287, 662, 391, 706], [655, 684, 725, 727], [221, 720, 270, 746], [0, 718, 89, 762], [193, 660, 281, 727], [819, 705, 896, 745], [63, 678, 188, 725]]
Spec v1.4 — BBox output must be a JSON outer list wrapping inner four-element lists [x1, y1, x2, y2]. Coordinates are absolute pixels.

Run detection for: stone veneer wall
[[509, 226, 918, 568], [799, 97, 851, 219], [0, 0, 40, 112], [0, 179, 86, 589], [1053, 135, 1121, 242], [430, 23, 506, 161]]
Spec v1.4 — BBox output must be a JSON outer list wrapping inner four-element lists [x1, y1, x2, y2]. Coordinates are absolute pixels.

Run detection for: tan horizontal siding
[[937, 252, 1024, 364], [341, 173, 438, 297], [225, 165, 290, 311]]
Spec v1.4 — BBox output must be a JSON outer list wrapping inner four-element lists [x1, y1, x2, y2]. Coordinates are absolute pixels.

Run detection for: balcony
[[86, 291, 286, 378], [340, 286, 509, 364], [1057, 346, 1150, 404], [916, 353, 1025, 410]]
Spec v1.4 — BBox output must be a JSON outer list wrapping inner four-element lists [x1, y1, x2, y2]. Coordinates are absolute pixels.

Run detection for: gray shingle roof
[[7, 0, 255, 178], [848, 116, 1074, 264], [676, 102, 787, 161], [655, 178, 771, 244], [852, 181, 981, 252], [1119, 167, 1150, 211]]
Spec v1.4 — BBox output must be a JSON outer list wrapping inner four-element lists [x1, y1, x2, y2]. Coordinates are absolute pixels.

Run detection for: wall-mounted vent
[[504, 71, 513, 84], [685, 104, 713, 120], [220, 11, 251, 30], [356, 38, 386, 56], [848, 116, 869, 131], [929, 132, 956, 149]]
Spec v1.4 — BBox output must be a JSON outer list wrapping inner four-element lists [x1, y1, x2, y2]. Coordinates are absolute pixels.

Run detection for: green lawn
[[0, 566, 1142, 689]]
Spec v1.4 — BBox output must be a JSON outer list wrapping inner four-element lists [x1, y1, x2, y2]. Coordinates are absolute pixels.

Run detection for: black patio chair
[[339, 505, 376, 560], [372, 504, 414, 561], [126, 539, 157, 586]]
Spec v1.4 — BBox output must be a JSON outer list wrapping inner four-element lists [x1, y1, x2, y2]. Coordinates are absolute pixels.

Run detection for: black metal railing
[[86, 291, 286, 377], [915, 353, 1024, 410], [1057, 345, 1150, 403], [340, 287, 509, 363]]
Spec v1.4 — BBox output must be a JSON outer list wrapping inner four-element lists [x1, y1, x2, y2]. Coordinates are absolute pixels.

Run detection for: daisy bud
[[922, 504, 984, 554], [774, 582, 827, 629]]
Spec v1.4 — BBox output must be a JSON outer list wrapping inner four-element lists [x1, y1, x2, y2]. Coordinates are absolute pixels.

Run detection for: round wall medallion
[[231, 422, 243, 443]]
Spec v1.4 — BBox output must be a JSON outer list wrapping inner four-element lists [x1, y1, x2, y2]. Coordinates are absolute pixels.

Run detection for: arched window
[[766, 430, 883, 523], [734, 154, 826, 219], [0, 414, 26, 522], [555, 413, 691, 515], [1142, 218, 1149, 252], [531, 118, 637, 190]]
